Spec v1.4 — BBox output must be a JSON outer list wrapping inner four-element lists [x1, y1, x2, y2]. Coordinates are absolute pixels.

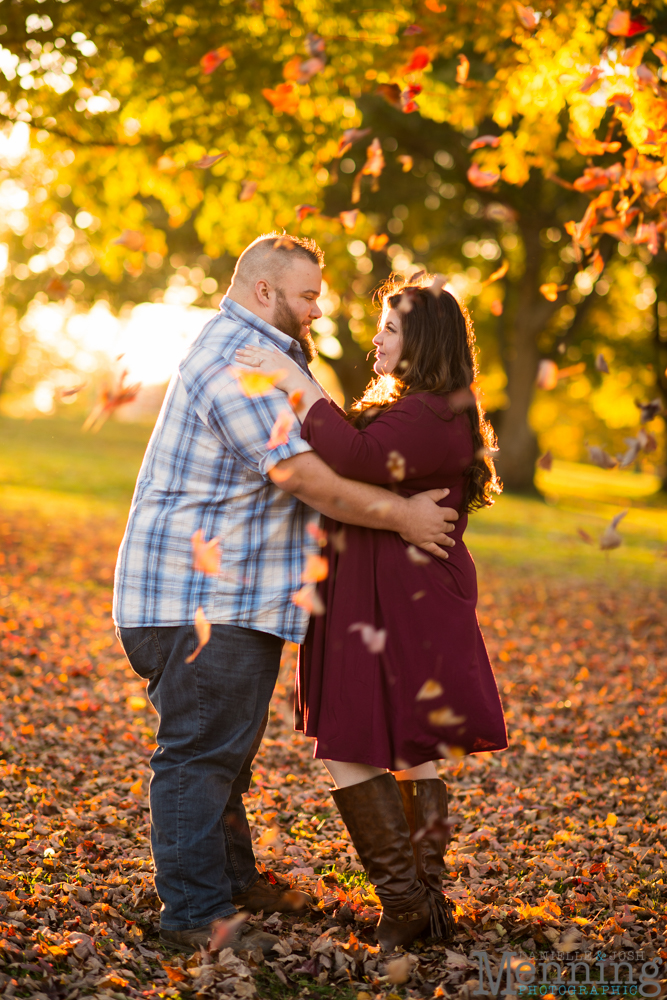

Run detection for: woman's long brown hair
[[347, 274, 502, 512]]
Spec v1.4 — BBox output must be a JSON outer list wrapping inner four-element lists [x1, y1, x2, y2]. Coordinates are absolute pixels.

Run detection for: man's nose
[[311, 302, 323, 319]]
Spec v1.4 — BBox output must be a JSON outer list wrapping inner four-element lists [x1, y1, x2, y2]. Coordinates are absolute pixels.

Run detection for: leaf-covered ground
[[0, 504, 666, 1000]]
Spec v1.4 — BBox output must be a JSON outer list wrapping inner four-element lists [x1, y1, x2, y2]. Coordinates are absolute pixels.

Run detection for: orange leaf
[[368, 233, 389, 251], [424, 0, 447, 10], [397, 155, 413, 172], [469, 134, 501, 150], [386, 450, 406, 481], [200, 46, 231, 75], [339, 209, 358, 231], [536, 358, 559, 389], [481, 260, 509, 287], [376, 83, 402, 106], [302, 554, 329, 583], [514, 2, 538, 29], [490, 299, 503, 316], [292, 584, 325, 615], [20, 724, 35, 736], [539, 283, 567, 303], [112, 230, 145, 251], [467, 163, 500, 188], [267, 409, 295, 450], [288, 388, 304, 408], [239, 180, 258, 201], [579, 67, 603, 92], [361, 137, 385, 178], [184, 607, 211, 664], [191, 529, 221, 576], [262, 82, 299, 115], [162, 965, 188, 984], [295, 204, 318, 221], [456, 54, 469, 84], [130, 777, 142, 796], [591, 250, 605, 274], [45, 277, 69, 300], [403, 46, 431, 73], [606, 10, 648, 37], [608, 93, 634, 114]]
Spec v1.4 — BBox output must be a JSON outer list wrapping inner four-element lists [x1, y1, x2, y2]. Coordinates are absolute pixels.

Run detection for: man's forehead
[[282, 258, 322, 291]]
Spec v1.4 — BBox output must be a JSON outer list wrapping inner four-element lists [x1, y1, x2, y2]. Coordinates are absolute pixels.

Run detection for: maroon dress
[[294, 393, 508, 770]]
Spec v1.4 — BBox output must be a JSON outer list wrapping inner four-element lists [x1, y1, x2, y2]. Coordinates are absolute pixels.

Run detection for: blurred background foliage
[[0, 0, 665, 492]]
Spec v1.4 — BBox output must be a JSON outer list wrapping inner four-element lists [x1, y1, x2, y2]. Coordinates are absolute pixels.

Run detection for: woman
[[235, 275, 508, 950]]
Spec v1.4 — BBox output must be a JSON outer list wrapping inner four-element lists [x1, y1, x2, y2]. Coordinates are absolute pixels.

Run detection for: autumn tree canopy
[[1, 0, 666, 489]]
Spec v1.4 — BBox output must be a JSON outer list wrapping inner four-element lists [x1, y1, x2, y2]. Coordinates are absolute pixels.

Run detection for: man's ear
[[254, 278, 273, 309]]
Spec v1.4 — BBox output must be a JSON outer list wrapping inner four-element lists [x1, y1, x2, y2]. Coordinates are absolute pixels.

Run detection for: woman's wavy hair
[[347, 273, 502, 512]]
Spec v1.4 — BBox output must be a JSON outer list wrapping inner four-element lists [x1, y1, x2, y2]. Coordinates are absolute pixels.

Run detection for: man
[[113, 233, 458, 954]]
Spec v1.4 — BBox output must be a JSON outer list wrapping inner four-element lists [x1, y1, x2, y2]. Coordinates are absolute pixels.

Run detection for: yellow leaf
[[416, 679, 443, 700], [605, 812, 618, 826], [127, 696, 146, 712]]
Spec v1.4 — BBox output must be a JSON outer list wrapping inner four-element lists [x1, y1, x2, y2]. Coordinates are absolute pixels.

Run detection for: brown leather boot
[[397, 778, 456, 939], [331, 772, 433, 951]]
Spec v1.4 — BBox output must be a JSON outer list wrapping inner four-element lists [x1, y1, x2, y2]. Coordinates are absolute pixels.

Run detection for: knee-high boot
[[331, 772, 438, 951], [397, 778, 456, 938]]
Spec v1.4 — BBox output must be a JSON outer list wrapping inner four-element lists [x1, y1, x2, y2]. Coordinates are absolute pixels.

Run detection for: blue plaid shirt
[[113, 296, 320, 642]]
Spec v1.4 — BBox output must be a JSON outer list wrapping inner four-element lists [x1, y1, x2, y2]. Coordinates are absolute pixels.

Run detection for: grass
[[0, 414, 665, 584]]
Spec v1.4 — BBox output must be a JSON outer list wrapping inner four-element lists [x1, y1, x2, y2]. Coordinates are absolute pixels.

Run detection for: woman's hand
[[234, 344, 308, 395]]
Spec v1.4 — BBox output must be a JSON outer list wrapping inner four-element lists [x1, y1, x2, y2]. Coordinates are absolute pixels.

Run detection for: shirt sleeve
[[179, 346, 312, 478], [300, 395, 451, 484]]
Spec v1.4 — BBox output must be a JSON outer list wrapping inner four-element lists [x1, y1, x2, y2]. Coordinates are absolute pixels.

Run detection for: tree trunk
[[495, 223, 544, 493]]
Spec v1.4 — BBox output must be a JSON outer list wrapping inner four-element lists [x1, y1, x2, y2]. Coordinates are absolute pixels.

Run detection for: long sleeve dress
[[294, 392, 508, 770]]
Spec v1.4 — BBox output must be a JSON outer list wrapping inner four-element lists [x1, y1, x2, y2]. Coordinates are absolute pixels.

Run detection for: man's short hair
[[231, 232, 324, 289]]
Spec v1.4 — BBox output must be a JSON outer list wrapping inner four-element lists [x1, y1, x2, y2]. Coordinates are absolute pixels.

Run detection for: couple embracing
[[113, 233, 509, 956]]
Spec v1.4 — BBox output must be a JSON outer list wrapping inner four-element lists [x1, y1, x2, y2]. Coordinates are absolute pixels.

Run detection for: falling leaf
[[537, 451, 553, 471], [481, 260, 509, 287], [617, 436, 642, 468], [449, 385, 478, 412], [295, 203, 318, 221], [200, 46, 232, 74], [192, 152, 228, 169], [331, 527, 347, 552], [362, 137, 385, 179], [490, 299, 503, 316], [112, 230, 145, 251], [339, 209, 358, 231], [608, 93, 634, 114], [428, 706, 465, 726], [467, 163, 500, 188], [184, 606, 211, 663], [634, 222, 659, 255], [376, 82, 402, 106], [387, 955, 411, 984], [469, 134, 501, 150], [306, 522, 328, 547], [58, 383, 86, 398], [267, 409, 295, 449], [283, 55, 325, 84], [239, 180, 258, 201], [456, 53, 470, 84], [45, 277, 69, 300], [591, 251, 605, 275], [232, 366, 287, 397], [536, 359, 559, 390], [397, 154, 413, 172], [607, 10, 648, 36], [600, 511, 628, 551], [403, 24, 424, 36], [335, 127, 372, 157], [403, 46, 431, 73], [83, 371, 141, 432], [348, 622, 387, 654], [514, 2, 538, 29], [401, 84, 422, 112], [407, 544, 431, 565], [292, 584, 325, 615], [288, 388, 304, 409], [578, 528, 594, 544], [636, 398, 662, 423], [424, 0, 447, 11], [386, 450, 406, 481], [262, 82, 299, 115], [595, 353, 610, 373], [429, 273, 447, 296], [191, 529, 221, 575], [579, 67, 604, 92], [587, 445, 618, 469], [368, 233, 389, 251], [539, 282, 567, 302], [209, 913, 249, 952], [416, 679, 444, 700], [257, 825, 280, 847], [302, 554, 329, 583]]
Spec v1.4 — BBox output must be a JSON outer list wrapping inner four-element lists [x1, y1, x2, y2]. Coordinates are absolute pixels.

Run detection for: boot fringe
[[428, 891, 456, 940]]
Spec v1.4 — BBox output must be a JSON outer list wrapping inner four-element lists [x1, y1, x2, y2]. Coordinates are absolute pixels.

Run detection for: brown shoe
[[397, 777, 456, 938], [331, 772, 433, 951], [160, 915, 279, 956], [232, 870, 312, 913]]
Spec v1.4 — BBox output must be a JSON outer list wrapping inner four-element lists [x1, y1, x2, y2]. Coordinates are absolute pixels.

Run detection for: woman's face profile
[[372, 307, 403, 376]]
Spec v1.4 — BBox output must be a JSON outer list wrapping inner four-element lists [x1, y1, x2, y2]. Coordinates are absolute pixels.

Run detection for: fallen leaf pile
[[0, 506, 666, 998]]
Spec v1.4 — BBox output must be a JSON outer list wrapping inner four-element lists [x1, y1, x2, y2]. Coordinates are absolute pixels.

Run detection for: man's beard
[[273, 289, 317, 363]]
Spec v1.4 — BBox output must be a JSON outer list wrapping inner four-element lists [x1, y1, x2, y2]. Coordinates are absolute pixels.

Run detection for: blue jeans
[[116, 623, 283, 931]]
